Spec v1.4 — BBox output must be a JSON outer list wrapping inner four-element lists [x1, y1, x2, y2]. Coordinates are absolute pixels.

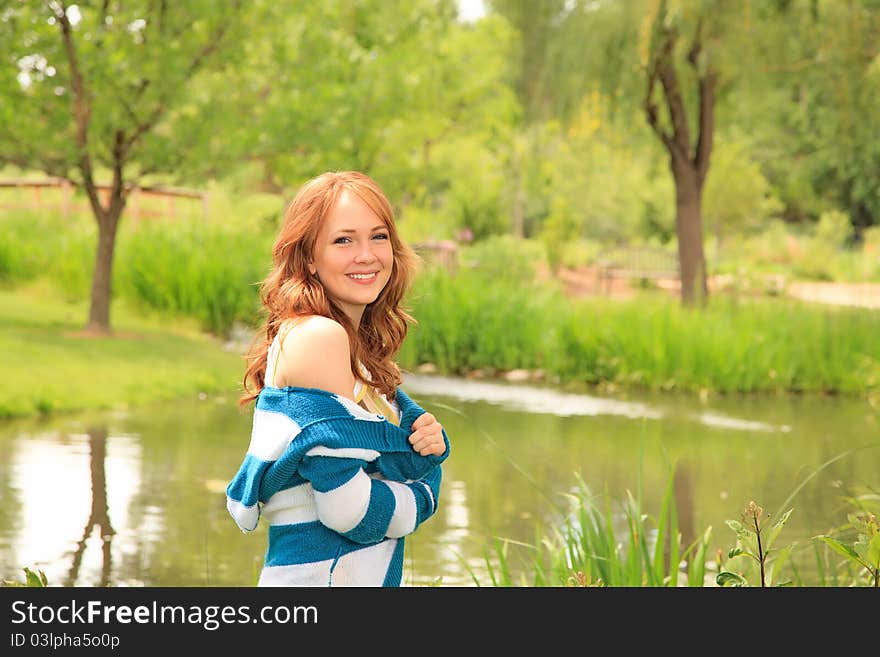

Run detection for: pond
[[1, 374, 877, 587]]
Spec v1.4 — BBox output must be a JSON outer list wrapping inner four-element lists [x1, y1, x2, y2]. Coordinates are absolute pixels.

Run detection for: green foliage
[[0, 2, 262, 181], [460, 233, 544, 283], [561, 95, 676, 243], [717, 501, 794, 587], [439, 137, 510, 240], [716, 219, 880, 283], [2, 0, 877, 295], [470, 464, 714, 587], [703, 134, 784, 240], [814, 486, 880, 587], [2, 567, 48, 587], [401, 239, 558, 374], [0, 210, 55, 283], [541, 196, 577, 274], [791, 210, 856, 280], [115, 218, 269, 335], [0, 208, 94, 297]]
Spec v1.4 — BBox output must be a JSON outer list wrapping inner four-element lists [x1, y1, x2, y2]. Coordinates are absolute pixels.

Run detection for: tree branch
[[643, 35, 677, 155], [122, 3, 242, 154], [688, 19, 716, 185], [656, 26, 691, 161], [52, 0, 103, 218]]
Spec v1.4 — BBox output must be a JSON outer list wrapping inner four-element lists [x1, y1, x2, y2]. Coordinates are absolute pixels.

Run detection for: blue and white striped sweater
[[226, 385, 448, 587]]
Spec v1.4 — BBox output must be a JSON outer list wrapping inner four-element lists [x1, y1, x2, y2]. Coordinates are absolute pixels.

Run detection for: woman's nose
[[354, 243, 377, 263]]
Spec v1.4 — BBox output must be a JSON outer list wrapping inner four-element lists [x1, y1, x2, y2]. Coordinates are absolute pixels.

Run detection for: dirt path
[[554, 265, 880, 309]]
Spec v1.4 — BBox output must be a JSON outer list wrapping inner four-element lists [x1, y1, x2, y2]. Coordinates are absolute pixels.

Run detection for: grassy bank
[[3, 208, 880, 409], [399, 236, 880, 397], [400, 263, 880, 399], [0, 283, 244, 419]]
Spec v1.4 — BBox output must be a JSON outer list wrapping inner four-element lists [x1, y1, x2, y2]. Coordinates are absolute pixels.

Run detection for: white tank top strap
[[264, 319, 300, 388]]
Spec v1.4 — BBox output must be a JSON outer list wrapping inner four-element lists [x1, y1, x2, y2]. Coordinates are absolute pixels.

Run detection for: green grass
[[400, 264, 880, 398], [0, 282, 245, 419], [3, 206, 880, 402]]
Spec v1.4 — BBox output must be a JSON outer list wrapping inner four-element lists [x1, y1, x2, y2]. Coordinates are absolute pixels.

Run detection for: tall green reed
[[468, 442, 879, 587], [0, 210, 94, 298], [465, 420, 715, 588], [401, 264, 880, 397], [467, 466, 714, 587], [115, 218, 270, 335]]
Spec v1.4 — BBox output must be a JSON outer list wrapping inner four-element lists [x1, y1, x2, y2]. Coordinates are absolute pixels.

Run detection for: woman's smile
[[346, 271, 380, 283]]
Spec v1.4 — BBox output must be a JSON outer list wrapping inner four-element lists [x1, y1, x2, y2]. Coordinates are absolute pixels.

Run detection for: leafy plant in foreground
[[2, 566, 48, 588], [814, 487, 880, 587], [717, 501, 794, 587]]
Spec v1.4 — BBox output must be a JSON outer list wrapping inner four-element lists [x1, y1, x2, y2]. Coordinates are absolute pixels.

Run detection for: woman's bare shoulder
[[275, 315, 354, 396]]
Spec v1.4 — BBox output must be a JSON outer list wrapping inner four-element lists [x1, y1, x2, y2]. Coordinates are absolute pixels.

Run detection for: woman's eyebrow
[[334, 225, 387, 234]]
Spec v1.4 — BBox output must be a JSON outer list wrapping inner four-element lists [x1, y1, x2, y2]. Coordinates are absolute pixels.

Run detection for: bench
[[595, 246, 679, 295]]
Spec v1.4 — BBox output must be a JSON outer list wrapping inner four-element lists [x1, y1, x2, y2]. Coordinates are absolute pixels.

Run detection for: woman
[[226, 171, 449, 587]]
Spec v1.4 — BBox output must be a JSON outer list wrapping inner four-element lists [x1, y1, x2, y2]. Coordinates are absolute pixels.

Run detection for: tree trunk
[[672, 160, 708, 305], [86, 202, 124, 334], [643, 11, 715, 307]]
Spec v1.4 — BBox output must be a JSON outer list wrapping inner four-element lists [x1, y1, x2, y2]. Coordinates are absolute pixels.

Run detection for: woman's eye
[[333, 236, 351, 244], [373, 233, 389, 240]]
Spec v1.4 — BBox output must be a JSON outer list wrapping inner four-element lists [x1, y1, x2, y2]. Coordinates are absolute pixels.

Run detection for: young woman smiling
[[226, 171, 450, 587]]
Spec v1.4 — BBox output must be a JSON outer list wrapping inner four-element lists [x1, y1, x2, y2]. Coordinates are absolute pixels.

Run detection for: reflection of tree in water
[[64, 426, 115, 586], [674, 461, 695, 552], [662, 461, 696, 578]]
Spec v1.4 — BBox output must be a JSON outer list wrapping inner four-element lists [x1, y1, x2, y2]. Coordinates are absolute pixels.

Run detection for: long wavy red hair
[[240, 171, 419, 407]]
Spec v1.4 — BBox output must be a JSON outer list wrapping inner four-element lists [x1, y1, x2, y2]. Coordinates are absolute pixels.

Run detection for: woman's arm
[[299, 452, 442, 543]]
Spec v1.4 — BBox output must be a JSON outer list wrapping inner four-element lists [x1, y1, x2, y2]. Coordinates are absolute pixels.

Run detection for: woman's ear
[[308, 263, 317, 276]]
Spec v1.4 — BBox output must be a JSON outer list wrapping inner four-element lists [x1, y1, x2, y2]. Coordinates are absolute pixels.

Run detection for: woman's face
[[309, 189, 394, 325]]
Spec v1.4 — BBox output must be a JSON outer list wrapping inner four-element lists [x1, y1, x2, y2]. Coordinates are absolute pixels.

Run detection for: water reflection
[[64, 426, 114, 587], [673, 461, 695, 558], [0, 377, 877, 587], [404, 374, 663, 419], [2, 422, 143, 587], [403, 374, 793, 433]]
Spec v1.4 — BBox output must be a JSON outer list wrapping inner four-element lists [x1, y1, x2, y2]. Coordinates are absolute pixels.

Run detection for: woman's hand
[[408, 412, 447, 457]]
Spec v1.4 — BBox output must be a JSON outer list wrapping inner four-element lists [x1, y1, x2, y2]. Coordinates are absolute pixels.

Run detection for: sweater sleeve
[[299, 451, 442, 544], [374, 387, 450, 481], [316, 394, 449, 483], [374, 431, 448, 481]]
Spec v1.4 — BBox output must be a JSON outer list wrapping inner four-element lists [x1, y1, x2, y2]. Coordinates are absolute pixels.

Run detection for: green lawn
[[0, 282, 246, 419]]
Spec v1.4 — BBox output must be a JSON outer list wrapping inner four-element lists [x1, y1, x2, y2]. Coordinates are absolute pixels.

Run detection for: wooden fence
[[413, 239, 459, 273], [0, 177, 209, 220]]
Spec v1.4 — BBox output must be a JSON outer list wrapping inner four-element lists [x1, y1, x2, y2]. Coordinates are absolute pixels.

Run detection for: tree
[[642, 0, 721, 306], [222, 1, 516, 202], [0, 1, 254, 333], [485, 0, 721, 302], [756, 0, 880, 242], [487, 0, 567, 124]]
